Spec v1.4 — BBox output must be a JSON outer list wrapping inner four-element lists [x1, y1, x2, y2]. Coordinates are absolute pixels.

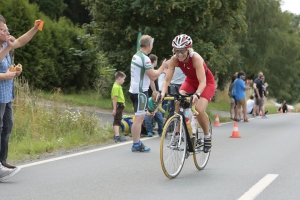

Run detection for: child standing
[[111, 71, 127, 142], [144, 91, 164, 137]]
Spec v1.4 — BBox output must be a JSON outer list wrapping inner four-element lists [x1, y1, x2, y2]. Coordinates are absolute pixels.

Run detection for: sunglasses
[[174, 49, 188, 54]]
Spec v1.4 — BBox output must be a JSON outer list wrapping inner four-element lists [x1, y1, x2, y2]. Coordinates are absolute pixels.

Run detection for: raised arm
[[11, 20, 41, 49]]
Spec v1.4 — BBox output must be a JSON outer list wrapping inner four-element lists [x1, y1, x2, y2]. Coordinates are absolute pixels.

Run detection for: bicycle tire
[[193, 117, 212, 170], [160, 114, 187, 179]]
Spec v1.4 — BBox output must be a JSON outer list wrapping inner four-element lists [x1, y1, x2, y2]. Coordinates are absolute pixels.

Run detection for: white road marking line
[[19, 137, 155, 168], [237, 174, 278, 200]]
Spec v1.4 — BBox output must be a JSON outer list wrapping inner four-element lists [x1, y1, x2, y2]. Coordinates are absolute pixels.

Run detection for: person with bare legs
[[160, 34, 215, 153]]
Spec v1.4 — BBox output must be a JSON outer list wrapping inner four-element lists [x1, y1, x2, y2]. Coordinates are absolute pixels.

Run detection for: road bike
[[158, 89, 212, 179]]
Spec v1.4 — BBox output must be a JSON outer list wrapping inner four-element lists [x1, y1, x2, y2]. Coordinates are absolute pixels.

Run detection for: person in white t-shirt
[[129, 35, 168, 152], [246, 95, 255, 114]]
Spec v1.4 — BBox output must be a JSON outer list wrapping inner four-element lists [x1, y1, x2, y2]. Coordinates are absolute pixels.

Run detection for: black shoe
[[264, 110, 269, 115], [203, 137, 212, 153], [2, 162, 16, 169]]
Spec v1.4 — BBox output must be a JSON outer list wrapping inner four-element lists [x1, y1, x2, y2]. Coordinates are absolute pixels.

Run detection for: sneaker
[[113, 135, 127, 142], [170, 132, 184, 146], [131, 142, 151, 152], [203, 137, 212, 153], [0, 164, 20, 182], [170, 133, 179, 146], [244, 118, 249, 122], [147, 132, 153, 137]]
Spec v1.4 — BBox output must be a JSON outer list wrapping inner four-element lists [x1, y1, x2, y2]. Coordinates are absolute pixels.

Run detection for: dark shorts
[[130, 91, 148, 116], [113, 103, 124, 126]]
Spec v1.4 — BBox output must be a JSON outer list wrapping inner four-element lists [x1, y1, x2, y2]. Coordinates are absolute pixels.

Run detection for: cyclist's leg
[[195, 98, 209, 134], [195, 83, 214, 153], [193, 117, 211, 170]]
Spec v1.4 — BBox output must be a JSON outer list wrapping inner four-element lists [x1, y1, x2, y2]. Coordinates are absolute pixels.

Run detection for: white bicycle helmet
[[172, 34, 193, 48]]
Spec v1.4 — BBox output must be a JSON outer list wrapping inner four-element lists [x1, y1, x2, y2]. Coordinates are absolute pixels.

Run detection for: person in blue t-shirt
[[144, 91, 164, 137], [232, 71, 251, 122]]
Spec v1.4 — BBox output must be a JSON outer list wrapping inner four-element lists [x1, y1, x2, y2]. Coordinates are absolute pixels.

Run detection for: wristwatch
[[195, 93, 201, 99]]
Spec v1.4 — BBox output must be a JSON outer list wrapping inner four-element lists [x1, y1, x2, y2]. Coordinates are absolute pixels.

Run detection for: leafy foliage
[[0, 0, 106, 92], [236, 0, 300, 103], [82, 0, 247, 81]]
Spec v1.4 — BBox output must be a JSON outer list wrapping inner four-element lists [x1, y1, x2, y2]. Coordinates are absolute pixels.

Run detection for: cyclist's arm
[[161, 57, 176, 98], [193, 53, 206, 94]]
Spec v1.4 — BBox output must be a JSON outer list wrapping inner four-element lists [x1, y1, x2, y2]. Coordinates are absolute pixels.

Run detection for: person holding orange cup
[[0, 14, 42, 182]]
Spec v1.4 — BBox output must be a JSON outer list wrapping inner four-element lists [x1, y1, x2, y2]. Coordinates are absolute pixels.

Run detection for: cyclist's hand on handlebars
[[192, 94, 198, 104]]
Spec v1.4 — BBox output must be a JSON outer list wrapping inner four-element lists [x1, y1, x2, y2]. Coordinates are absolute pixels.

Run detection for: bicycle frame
[[178, 111, 196, 153], [158, 85, 198, 152]]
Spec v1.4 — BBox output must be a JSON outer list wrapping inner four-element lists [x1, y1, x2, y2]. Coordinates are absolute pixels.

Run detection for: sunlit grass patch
[[9, 79, 112, 163]]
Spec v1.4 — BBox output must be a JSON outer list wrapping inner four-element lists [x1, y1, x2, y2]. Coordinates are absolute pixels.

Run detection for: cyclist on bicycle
[[160, 34, 215, 153]]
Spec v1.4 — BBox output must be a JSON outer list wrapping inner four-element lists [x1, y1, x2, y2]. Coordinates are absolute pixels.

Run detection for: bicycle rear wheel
[[160, 115, 187, 179], [193, 118, 212, 170]]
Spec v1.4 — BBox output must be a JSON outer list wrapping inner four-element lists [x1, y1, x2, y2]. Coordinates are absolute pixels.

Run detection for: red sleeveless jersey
[[177, 53, 214, 84]]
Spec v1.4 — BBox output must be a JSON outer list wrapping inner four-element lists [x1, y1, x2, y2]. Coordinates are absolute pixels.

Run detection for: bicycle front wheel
[[193, 118, 212, 170], [160, 115, 187, 179]]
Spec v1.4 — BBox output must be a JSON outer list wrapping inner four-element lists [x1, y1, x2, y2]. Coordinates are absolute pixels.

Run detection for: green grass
[[41, 90, 134, 113]]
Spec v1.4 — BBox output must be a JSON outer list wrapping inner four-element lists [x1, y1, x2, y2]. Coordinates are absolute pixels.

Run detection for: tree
[[82, 0, 247, 86], [0, 0, 104, 91], [236, 0, 300, 102], [29, 0, 68, 21]]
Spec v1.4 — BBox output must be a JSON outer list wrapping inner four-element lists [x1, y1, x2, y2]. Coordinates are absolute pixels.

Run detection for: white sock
[[204, 134, 211, 139]]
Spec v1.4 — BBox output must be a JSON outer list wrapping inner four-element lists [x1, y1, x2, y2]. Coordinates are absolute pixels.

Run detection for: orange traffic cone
[[213, 114, 221, 126], [230, 122, 241, 138], [280, 108, 283, 114]]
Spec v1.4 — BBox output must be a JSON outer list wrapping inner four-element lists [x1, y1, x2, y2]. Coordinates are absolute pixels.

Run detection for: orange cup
[[35, 20, 44, 31]]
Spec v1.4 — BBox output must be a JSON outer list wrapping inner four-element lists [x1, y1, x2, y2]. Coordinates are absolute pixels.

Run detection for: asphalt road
[[1, 113, 300, 200]]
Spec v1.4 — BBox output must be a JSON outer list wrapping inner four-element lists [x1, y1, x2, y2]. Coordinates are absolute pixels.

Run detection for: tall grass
[[9, 78, 112, 163]]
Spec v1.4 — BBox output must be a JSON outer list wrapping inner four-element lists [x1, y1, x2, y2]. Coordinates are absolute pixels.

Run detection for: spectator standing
[[252, 71, 263, 117], [111, 71, 127, 142], [148, 54, 159, 97], [255, 75, 267, 118], [228, 73, 237, 120], [129, 35, 167, 152], [0, 15, 42, 181], [232, 71, 251, 122]]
